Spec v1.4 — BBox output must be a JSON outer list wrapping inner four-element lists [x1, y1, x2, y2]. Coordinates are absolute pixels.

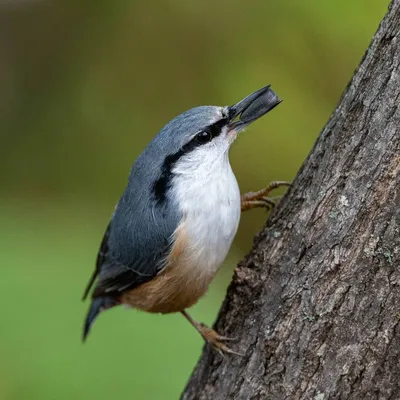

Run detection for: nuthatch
[[82, 85, 289, 354]]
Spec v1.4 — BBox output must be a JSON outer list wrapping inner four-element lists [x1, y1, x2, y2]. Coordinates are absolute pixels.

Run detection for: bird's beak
[[227, 85, 281, 132]]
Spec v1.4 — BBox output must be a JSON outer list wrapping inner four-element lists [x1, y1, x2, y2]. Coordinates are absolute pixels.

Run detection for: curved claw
[[217, 335, 238, 342], [261, 197, 276, 210], [215, 343, 244, 357]]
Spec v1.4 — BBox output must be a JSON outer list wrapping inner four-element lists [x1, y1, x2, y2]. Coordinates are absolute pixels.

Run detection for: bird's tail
[[83, 296, 117, 342]]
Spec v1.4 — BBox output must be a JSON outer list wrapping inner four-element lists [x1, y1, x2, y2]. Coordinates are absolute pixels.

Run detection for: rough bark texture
[[182, 2, 400, 399]]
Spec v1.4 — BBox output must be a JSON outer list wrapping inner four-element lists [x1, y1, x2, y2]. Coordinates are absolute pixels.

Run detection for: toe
[[197, 325, 242, 356], [216, 335, 238, 342], [223, 347, 245, 357]]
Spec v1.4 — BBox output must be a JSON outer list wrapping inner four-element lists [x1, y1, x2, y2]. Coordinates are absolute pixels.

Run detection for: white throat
[[171, 152, 241, 273]]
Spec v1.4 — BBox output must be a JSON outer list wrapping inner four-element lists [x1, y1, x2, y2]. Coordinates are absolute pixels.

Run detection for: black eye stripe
[[209, 118, 227, 137], [192, 117, 227, 145]]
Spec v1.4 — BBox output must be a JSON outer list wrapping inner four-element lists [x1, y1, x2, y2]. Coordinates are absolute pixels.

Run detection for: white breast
[[171, 152, 241, 274]]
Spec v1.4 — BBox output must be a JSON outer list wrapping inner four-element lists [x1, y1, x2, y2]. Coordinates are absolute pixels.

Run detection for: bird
[[82, 85, 289, 354]]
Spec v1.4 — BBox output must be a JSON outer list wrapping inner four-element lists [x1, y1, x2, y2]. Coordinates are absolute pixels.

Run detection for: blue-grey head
[[129, 85, 281, 206]]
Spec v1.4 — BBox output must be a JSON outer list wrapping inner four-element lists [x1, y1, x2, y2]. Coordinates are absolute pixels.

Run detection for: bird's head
[[156, 84, 280, 166], [132, 85, 281, 204]]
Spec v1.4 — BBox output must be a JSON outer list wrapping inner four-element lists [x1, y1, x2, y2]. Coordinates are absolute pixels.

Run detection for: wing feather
[[82, 222, 111, 300]]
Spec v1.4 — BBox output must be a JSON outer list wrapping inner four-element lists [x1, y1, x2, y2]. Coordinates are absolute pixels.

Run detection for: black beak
[[228, 85, 281, 131]]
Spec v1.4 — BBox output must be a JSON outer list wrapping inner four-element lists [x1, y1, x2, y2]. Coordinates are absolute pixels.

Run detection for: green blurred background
[[0, 1, 388, 399]]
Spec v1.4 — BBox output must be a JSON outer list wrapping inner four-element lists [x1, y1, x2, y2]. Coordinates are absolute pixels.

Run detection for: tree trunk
[[182, 1, 400, 399]]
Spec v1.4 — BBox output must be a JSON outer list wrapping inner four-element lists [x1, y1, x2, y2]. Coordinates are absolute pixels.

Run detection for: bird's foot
[[241, 180, 291, 212], [181, 311, 242, 356], [197, 323, 243, 357]]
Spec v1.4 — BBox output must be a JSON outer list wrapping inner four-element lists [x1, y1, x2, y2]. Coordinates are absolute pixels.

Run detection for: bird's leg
[[241, 180, 291, 212], [181, 311, 243, 356]]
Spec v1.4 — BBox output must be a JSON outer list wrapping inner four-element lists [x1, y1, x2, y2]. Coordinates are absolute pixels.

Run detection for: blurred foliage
[[0, 1, 388, 399]]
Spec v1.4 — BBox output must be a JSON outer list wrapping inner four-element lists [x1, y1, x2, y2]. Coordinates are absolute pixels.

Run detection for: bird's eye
[[196, 130, 212, 144]]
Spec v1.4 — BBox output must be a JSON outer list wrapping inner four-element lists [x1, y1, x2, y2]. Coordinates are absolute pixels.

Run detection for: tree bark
[[182, 1, 400, 399]]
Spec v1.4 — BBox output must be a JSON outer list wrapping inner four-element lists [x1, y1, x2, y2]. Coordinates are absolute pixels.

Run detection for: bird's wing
[[92, 263, 161, 298], [82, 221, 111, 300], [84, 197, 179, 299], [91, 231, 172, 298]]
